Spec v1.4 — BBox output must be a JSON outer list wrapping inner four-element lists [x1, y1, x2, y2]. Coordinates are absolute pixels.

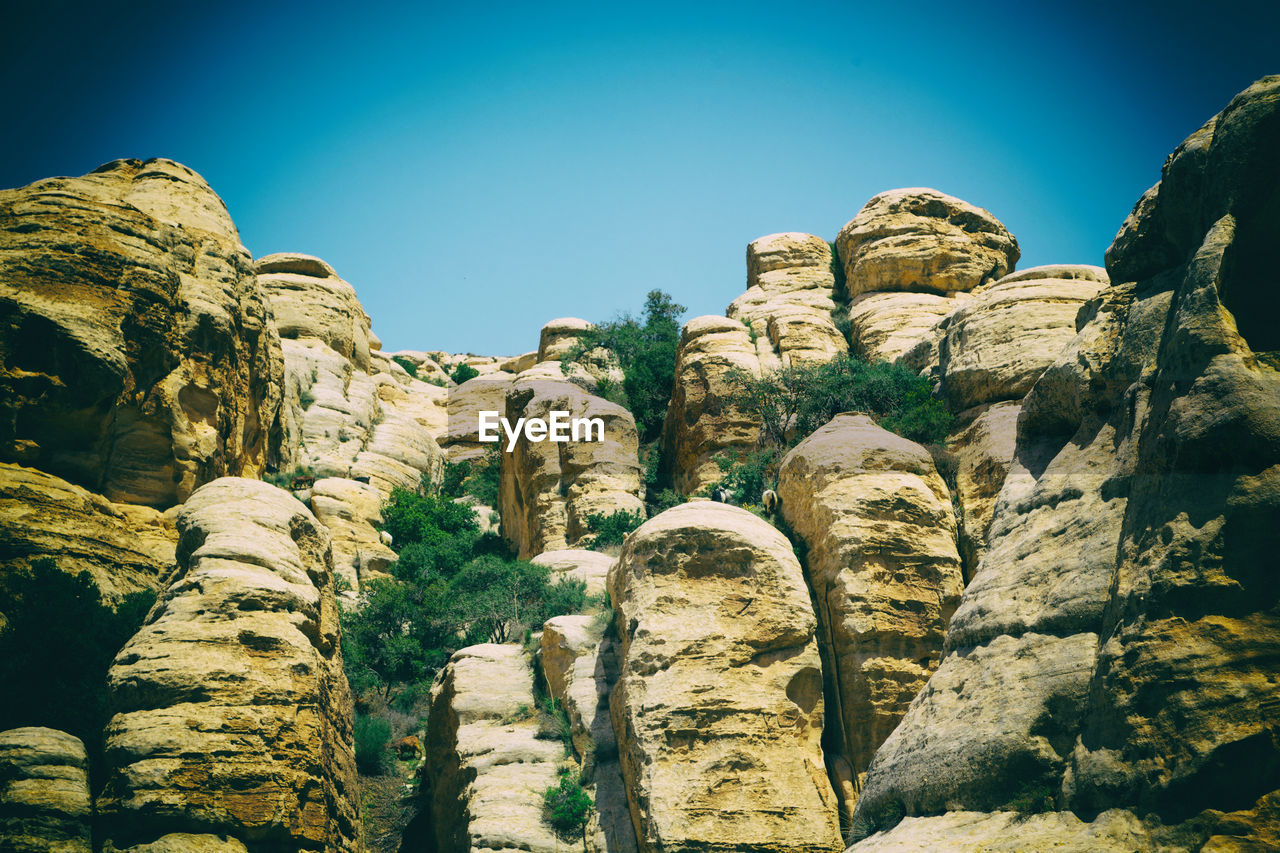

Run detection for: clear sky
[[4, 0, 1276, 355]]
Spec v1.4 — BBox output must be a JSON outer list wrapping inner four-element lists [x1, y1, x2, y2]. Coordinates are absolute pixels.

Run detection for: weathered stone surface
[[540, 616, 638, 853], [660, 316, 762, 496], [538, 317, 594, 362], [935, 265, 1108, 411], [374, 369, 449, 440], [609, 502, 843, 853], [728, 233, 847, 367], [443, 373, 514, 461], [0, 158, 285, 507], [0, 463, 175, 605], [257, 253, 373, 373], [425, 644, 563, 853], [98, 478, 359, 852], [847, 808, 1175, 853], [944, 402, 1020, 579], [0, 727, 91, 853], [530, 549, 614, 598], [844, 291, 965, 365], [384, 350, 453, 387], [499, 351, 538, 374], [777, 415, 963, 791], [308, 477, 396, 594], [836, 189, 1019, 298], [499, 379, 644, 559], [106, 834, 250, 853]]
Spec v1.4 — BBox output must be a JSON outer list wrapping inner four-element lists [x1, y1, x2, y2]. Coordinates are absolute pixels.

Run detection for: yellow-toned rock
[[530, 549, 614, 598], [256, 253, 373, 372], [0, 727, 91, 853], [308, 477, 396, 594], [844, 291, 966, 365], [443, 373, 514, 461], [609, 502, 843, 853], [538, 317, 594, 362]]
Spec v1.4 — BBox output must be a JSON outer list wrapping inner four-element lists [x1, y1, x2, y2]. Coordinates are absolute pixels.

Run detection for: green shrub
[[299, 389, 317, 409], [451, 362, 480, 384], [391, 355, 419, 377], [543, 769, 593, 837], [584, 509, 645, 551], [1005, 780, 1057, 814], [264, 464, 315, 490], [380, 489, 478, 550], [354, 713, 393, 776], [711, 447, 780, 507], [651, 488, 685, 513]]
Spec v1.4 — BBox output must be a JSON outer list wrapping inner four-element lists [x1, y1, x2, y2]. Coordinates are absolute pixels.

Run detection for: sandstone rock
[[308, 477, 396, 593], [256, 253, 373, 372], [944, 402, 1020, 579], [777, 414, 963, 790], [106, 835, 250, 853], [844, 291, 966, 365], [660, 316, 762, 496], [538, 317, 594, 362], [98, 478, 359, 852], [425, 644, 564, 853], [936, 265, 1108, 411], [0, 463, 175, 605], [443, 373, 514, 461], [530, 549, 614, 598], [374, 370, 448, 440], [499, 351, 538, 374], [847, 808, 1175, 853], [836, 189, 1019, 298], [609, 502, 843, 853], [0, 727, 91, 853], [384, 350, 453, 387], [499, 379, 644, 559], [0, 158, 285, 507]]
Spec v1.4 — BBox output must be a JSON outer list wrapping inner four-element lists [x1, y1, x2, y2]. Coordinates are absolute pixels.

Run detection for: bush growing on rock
[[391, 355, 419, 377], [354, 713, 393, 776], [584, 509, 646, 551], [451, 362, 480, 384], [542, 768, 592, 838]]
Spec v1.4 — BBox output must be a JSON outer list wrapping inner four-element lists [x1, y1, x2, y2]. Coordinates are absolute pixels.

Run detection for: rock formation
[[0, 727, 91, 853], [443, 373, 516, 460], [530, 549, 615, 598], [0, 158, 285, 507], [538, 317, 594, 362], [609, 502, 843, 853], [97, 478, 360, 852]]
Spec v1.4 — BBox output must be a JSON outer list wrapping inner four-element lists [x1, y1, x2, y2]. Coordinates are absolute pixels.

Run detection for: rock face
[[0, 727, 91, 853], [499, 379, 645, 559], [97, 478, 360, 852], [0, 463, 176, 604], [777, 415, 963, 794], [609, 503, 843, 853], [836, 188, 1020, 299], [0, 158, 285, 507], [424, 644, 563, 853], [538, 317, 594, 362], [844, 291, 961, 364], [660, 316, 762, 496], [307, 477, 396, 593], [851, 77, 1280, 848], [728, 233, 848, 367], [935, 264, 1108, 411], [256, 253, 373, 372], [944, 402, 1021, 578], [530, 549, 614, 598], [443, 373, 515, 461]]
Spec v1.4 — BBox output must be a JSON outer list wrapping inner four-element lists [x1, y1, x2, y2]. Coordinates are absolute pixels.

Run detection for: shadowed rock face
[[609, 502, 843, 853], [97, 478, 360, 853], [0, 158, 286, 508], [0, 727, 91, 853], [850, 76, 1280, 850]]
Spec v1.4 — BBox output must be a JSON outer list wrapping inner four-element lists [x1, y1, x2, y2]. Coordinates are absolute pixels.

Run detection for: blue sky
[[4, 1, 1276, 355]]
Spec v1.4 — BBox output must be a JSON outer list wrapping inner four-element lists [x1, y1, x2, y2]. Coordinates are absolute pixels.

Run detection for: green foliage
[[584, 509, 645, 551], [534, 695, 574, 754], [1005, 780, 1057, 814], [354, 713, 393, 776], [711, 447, 780, 506], [451, 362, 480, 384], [439, 445, 501, 507], [563, 289, 686, 442], [391, 355, 419, 377], [300, 389, 317, 409], [651, 488, 686, 513], [264, 464, 315, 490], [543, 768, 593, 837], [380, 489, 479, 550]]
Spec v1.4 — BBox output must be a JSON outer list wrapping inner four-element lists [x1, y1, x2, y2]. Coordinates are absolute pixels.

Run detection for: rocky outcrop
[[777, 415, 963, 799], [935, 264, 1108, 411], [308, 477, 396, 594], [530, 549, 614, 598], [0, 727, 91, 853], [851, 77, 1280, 847], [499, 379, 644, 559], [609, 502, 843, 853], [97, 478, 359, 852], [660, 316, 762, 495], [540, 616, 637, 853], [844, 291, 962, 364], [727, 233, 847, 367], [107, 835, 251, 853], [538, 317, 594, 362], [424, 644, 563, 853], [0, 463, 175, 604], [0, 158, 285, 507], [256, 253, 373, 372], [945, 402, 1021, 578], [442, 373, 514, 460], [836, 188, 1020, 298]]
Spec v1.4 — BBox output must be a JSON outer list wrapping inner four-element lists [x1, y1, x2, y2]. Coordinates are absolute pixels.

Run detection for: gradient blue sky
[[4, 1, 1276, 355]]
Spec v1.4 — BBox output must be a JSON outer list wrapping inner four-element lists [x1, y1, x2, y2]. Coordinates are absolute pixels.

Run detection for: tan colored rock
[[443, 373, 514, 460], [0, 463, 175, 606], [98, 478, 359, 852], [530, 549, 614, 598], [499, 379, 644, 559], [256, 253, 373, 372], [106, 835, 250, 853], [308, 477, 396, 593], [384, 350, 453, 386], [538, 317, 594, 362], [660, 316, 762, 496], [844, 291, 966, 365], [936, 265, 1108, 410], [499, 351, 538, 374], [0, 158, 285, 507], [945, 402, 1020, 579], [0, 727, 91, 853], [836, 188, 1019, 298], [847, 808, 1174, 853], [777, 414, 963, 786], [609, 502, 843, 853], [425, 644, 564, 853], [375, 371, 448, 440]]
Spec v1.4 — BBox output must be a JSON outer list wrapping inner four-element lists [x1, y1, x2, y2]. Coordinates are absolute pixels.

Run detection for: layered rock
[[935, 264, 1108, 411], [499, 379, 644, 558], [0, 158, 285, 507], [256, 253, 373, 372], [538, 317, 594, 362], [97, 478, 359, 852], [844, 291, 962, 364], [530, 549, 614, 598], [944, 402, 1021, 577], [660, 316, 762, 495], [424, 644, 563, 853], [728, 233, 847, 367], [836, 188, 1020, 298], [0, 463, 175, 604], [0, 727, 91, 853], [609, 502, 843, 853], [851, 77, 1280, 848], [307, 477, 396, 594], [776, 415, 963, 797], [442, 373, 515, 461]]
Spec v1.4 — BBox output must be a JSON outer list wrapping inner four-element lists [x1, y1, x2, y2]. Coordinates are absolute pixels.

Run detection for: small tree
[[543, 768, 592, 843], [451, 362, 480, 384]]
